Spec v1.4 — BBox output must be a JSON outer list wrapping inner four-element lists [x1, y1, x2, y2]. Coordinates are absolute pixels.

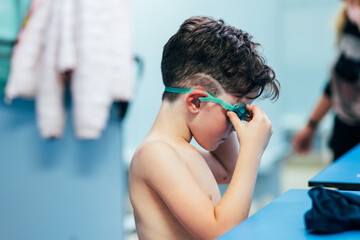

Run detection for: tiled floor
[[124, 152, 331, 240]]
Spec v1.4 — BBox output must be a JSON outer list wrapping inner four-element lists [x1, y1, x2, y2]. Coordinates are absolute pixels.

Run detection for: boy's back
[[129, 16, 280, 239]]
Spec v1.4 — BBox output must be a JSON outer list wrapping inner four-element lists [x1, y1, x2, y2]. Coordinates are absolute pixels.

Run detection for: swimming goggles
[[164, 87, 250, 121]]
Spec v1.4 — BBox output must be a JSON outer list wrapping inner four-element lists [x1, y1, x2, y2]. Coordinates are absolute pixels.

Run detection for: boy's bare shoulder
[[133, 139, 178, 160], [130, 139, 186, 177]]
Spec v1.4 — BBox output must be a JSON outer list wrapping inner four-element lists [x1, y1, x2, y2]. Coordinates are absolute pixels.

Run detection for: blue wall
[[0, 97, 126, 240]]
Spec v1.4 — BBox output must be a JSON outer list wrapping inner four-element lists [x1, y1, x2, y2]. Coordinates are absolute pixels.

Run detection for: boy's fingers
[[227, 111, 244, 129], [245, 105, 265, 120], [245, 104, 260, 114]]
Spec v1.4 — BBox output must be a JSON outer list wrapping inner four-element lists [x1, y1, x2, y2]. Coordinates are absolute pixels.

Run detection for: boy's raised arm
[[200, 133, 238, 184], [215, 105, 272, 225]]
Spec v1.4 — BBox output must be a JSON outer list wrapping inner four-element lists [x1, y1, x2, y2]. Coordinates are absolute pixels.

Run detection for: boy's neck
[[148, 99, 192, 144]]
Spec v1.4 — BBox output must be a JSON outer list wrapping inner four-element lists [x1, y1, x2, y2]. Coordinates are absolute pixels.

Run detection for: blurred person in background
[[293, 0, 360, 161]]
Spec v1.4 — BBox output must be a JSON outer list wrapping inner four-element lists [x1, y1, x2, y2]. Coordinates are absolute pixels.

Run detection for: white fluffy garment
[[5, 0, 134, 139]]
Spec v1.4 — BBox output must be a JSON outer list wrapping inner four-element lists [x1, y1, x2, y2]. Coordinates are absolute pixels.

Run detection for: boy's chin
[[199, 142, 219, 152]]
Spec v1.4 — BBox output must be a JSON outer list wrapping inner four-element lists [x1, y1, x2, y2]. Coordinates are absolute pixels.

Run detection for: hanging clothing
[[5, 0, 134, 139]]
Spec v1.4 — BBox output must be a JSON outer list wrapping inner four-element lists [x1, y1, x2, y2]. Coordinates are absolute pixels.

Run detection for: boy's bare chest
[[183, 153, 221, 204]]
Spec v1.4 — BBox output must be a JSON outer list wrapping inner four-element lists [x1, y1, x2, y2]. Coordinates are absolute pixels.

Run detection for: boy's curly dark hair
[[161, 16, 280, 101]]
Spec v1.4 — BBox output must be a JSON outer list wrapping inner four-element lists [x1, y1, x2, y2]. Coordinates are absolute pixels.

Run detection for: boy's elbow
[[195, 224, 230, 240], [192, 208, 246, 240], [201, 219, 237, 240], [191, 211, 234, 240]]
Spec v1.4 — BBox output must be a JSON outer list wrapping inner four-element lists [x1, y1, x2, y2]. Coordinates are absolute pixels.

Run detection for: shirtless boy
[[129, 16, 280, 240]]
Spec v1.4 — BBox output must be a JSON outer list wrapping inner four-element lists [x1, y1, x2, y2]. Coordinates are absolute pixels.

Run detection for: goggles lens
[[232, 104, 250, 121]]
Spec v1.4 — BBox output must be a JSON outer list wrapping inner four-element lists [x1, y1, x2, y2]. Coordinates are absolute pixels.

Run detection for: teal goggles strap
[[164, 87, 249, 120]]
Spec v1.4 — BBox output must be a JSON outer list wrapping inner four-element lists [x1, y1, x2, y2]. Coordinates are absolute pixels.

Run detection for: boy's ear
[[186, 90, 208, 114]]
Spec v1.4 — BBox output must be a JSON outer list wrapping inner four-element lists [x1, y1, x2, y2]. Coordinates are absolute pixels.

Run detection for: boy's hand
[[227, 105, 272, 156]]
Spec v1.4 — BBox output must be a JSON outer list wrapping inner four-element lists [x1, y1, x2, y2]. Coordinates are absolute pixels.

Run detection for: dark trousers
[[329, 115, 360, 161]]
